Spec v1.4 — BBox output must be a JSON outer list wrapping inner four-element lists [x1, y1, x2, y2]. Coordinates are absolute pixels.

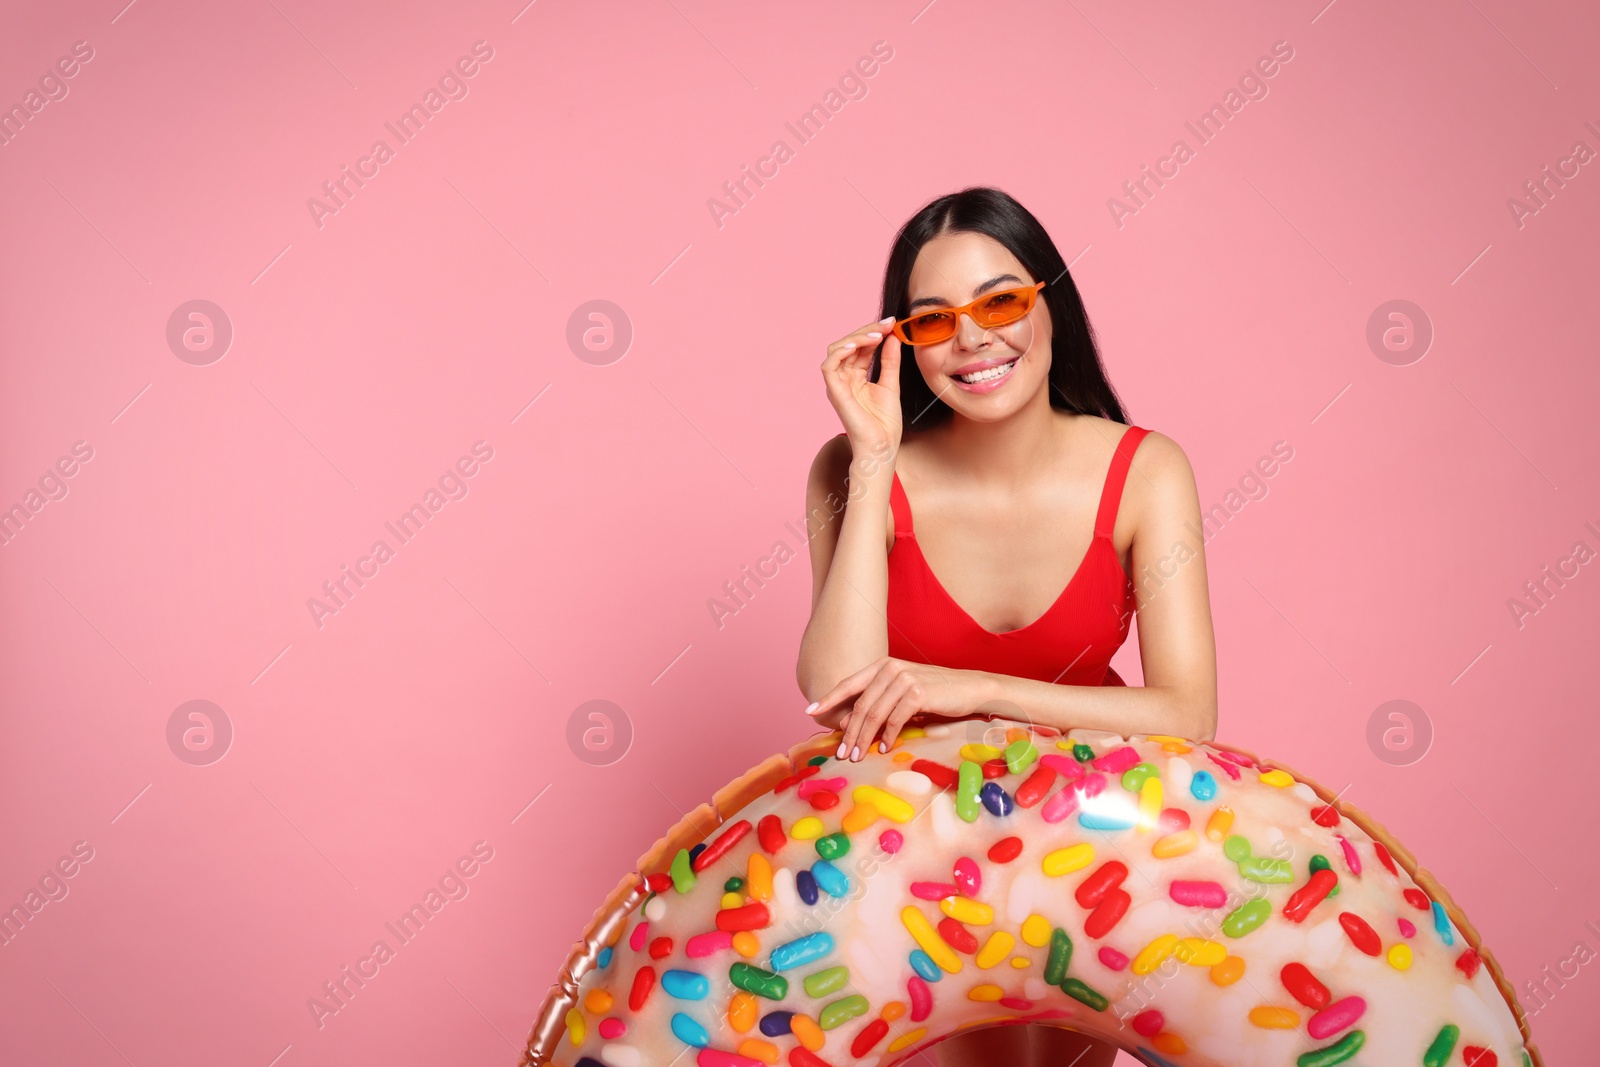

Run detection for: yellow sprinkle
[[939, 896, 994, 925], [901, 726, 926, 739], [1161, 741, 1194, 754], [1132, 933, 1179, 976], [842, 803, 880, 833], [729, 991, 757, 1032], [852, 785, 914, 823], [1210, 956, 1246, 986], [746, 853, 773, 902], [1388, 943, 1413, 970], [1137, 777, 1163, 832], [880, 1000, 906, 1022], [564, 1007, 585, 1045], [1042, 843, 1095, 877], [968, 984, 1004, 1001], [1259, 769, 1294, 788], [1010, 956, 1030, 968], [960, 743, 1002, 762], [733, 930, 760, 957], [1153, 830, 1199, 858], [1055, 740, 1076, 751], [790, 1014, 825, 1051], [901, 905, 963, 973], [888, 1028, 928, 1052], [976, 931, 1015, 969], [1021, 914, 1052, 947], [721, 891, 744, 909], [892, 751, 914, 763], [1249, 1006, 1301, 1029], [583, 989, 612, 1014], [790, 816, 824, 840], [1147, 734, 1185, 743], [1154, 1032, 1188, 1054], [737, 1038, 779, 1064], [1205, 806, 1235, 842], [1174, 938, 1227, 967]]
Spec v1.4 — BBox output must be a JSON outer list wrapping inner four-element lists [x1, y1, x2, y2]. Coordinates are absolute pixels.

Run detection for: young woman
[[795, 187, 1219, 1067]]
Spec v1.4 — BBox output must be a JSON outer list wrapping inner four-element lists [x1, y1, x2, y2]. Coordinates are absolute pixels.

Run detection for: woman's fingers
[[840, 667, 899, 759], [877, 693, 923, 753], [845, 672, 914, 760], [808, 659, 881, 720], [876, 331, 903, 393]]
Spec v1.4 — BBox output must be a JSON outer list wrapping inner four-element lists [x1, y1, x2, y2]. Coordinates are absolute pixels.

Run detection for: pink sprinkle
[[1169, 880, 1228, 908], [1092, 745, 1140, 774], [598, 1017, 626, 1039], [1214, 749, 1254, 768], [953, 857, 981, 896], [907, 975, 933, 1022], [1098, 946, 1129, 970], [797, 776, 847, 800], [1159, 808, 1191, 833], [1039, 753, 1085, 779], [1398, 918, 1416, 938], [1207, 753, 1242, 780], [911, 881, 961, 900], [1041, 787, 1080, 824], [1131, 1009, 1164, 1037], [629, 921, 648, 951], [696, 1050, 763, 1067], [1081, 772, 1107, 798], [1307, 996, 1366, 1040], [1337, 834, 1362, 875], [879, 829, 903, 854], [999, 996, 1033, 1010], [686, 930, 734, 958]]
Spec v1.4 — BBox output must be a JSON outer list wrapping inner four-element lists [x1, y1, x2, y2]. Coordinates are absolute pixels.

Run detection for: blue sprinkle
[[660, 969, 710, 1000], [596, 946, 612, 969], [759, 1010, 795, 1037], [909, 949, 941, 982], [1190, 771, 1217, 801], [796, 869, 819, 905], [980, 781, 1013, 817], [671, 1011, 710, 1047], [687, 842, 707, 866], [812, 859, 849, 898], [1432, 900, 1455, 946], [1079, 809, 1138, 831], [771, 932, 834, 972]]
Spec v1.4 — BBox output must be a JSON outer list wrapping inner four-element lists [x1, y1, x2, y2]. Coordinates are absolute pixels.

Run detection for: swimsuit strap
[[889, 470, 915, 539], [1093, 425, 1150, 541]]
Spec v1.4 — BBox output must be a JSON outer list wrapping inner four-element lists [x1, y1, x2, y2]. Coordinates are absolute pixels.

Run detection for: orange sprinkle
[[879, 1000, 907, 1022], [583, 989, 612, 1014], [1210, 956, 1246, 986], [737, 1038, 779, 1064], [790, 1014, 825, 1051]]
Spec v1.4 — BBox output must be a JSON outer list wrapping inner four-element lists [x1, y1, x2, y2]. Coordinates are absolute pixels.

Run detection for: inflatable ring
[[522, 724, 1543, 1067]]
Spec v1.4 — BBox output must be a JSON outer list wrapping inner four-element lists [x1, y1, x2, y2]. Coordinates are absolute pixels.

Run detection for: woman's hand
[[805, 657, 997, 760], [823, 316, 904, 459]]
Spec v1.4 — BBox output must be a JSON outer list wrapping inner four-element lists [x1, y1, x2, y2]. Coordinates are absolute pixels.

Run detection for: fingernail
[[805, 701, 820, 715], [879, 315, 895, 323], [866, 331, 882, 339], [851, 746, 861, 761], [836, 742, 847, 758], [878, 741, 887, 753]]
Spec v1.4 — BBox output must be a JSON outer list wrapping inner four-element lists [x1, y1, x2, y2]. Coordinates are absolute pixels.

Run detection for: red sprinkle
[[1015, 766, 1057, 808], [1456, 947, 1482, 980], [692, 819, 752, 872], [1084, 887, 1131, 938], [981, 758, 1009, 780], [988, 837, 1024, 863], [772, 765, 821, 793], [999, 996, 1033, 1010], [1281, 962, 1330, 1010], [630, 921, 648, 951], [788, 1048, 835, 1067], [1373, 840, 1399, 876], [1403, 888, 1431, 912], [850, 1017, 889, 1057], [911, 759, 959, 790], [1075, 861, 1129, 909], [1158, 808, 1190, 833], [910, 881, 961, 901], [1098, 946, 1129, 970], [1206, 753, 1242, 780], [757, 814, 786, 854], [809, 790, 839, 810], [645, 873, 673, 894], [1462, 1047, 1497, 1067], [1283, 869, 1339, 923], [648, 936, 673, 959], [937, 917, 980, 954], [1338, 912, 1382, 956], [1131, 1009, 1164, 1037], [716, 902, 770, 932], [1213, 749, 1255, 768], [1310, 805, 1341, 827], [628, 965, 656, 1011]]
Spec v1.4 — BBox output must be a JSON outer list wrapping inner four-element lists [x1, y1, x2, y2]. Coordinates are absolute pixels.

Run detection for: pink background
[[2, 1, 1596, 1064]]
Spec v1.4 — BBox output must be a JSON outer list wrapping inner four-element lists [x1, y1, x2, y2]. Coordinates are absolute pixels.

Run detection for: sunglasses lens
[[897, 285, 1039, 345], [973, 287, 1036, 327], [903, 311, 956, 344]]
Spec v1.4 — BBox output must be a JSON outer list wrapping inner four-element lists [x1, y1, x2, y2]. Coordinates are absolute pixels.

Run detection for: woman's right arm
[[794, 315, 905, 719]]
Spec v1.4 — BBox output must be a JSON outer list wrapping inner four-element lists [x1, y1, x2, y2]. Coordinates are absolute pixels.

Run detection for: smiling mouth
[[952, 357, 1021, 384]]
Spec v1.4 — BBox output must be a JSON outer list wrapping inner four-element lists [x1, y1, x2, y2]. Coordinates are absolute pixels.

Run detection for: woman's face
[[903, 231, 1053, 423]]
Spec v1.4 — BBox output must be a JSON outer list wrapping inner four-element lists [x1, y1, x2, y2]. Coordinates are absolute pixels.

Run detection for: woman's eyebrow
[[906, 273, 1026, 312]]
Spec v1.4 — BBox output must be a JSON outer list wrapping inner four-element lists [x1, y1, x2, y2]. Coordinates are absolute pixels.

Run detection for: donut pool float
[[521, 723, 1542, 1067]]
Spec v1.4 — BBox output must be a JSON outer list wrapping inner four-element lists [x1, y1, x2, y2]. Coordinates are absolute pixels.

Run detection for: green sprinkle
[[815, 832, 851, 861], [818, 994, 869, 1030], [723, 877, 744, 892], [1121, 762, 1159, 791], [1004, 738, 1039, 775], [956, 760, 984, 823], [1222, 834, 1253, 863], [1309, 855, 1340, 897], [1221, 898, 1272, 938], [1059, 977, 1108, 1011], [1423, 1024, 1459, 1067], [1239, 856, 1295, 884], [1296, 1029, 1365, 1067], [808, 755, 829, 766], [669, 848, 696, 893], [803, 965, 850, 998], [1043, 927, 1073, 985], [728, 962, 788, 1000], [1072, 743, 1095, 762]]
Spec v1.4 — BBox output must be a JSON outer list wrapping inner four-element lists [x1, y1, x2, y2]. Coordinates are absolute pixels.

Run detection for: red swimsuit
[[886, 425, 1150, 687]]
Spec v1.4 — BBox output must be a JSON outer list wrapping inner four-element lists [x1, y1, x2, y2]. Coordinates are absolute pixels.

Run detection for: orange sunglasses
[[890, 280, 1047, 346]]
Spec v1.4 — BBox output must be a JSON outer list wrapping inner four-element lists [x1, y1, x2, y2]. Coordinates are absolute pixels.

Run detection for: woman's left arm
[[814, 432, 1218, 756]]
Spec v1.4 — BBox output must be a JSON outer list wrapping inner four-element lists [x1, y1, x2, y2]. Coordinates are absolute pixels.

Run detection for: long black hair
[[870, 186, 1128, 431]]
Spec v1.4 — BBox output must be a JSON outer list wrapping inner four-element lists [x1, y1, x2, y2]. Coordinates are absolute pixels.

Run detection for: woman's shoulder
[[1110, 422, 1199, 527]]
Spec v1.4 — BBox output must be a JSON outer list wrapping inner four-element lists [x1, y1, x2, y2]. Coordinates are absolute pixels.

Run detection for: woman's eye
[[915, 311, 952, 325], [981, 293, 1018, 310]]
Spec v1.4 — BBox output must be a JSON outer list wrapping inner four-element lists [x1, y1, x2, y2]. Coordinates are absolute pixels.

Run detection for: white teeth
[[956, 359, 1018, 384]]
